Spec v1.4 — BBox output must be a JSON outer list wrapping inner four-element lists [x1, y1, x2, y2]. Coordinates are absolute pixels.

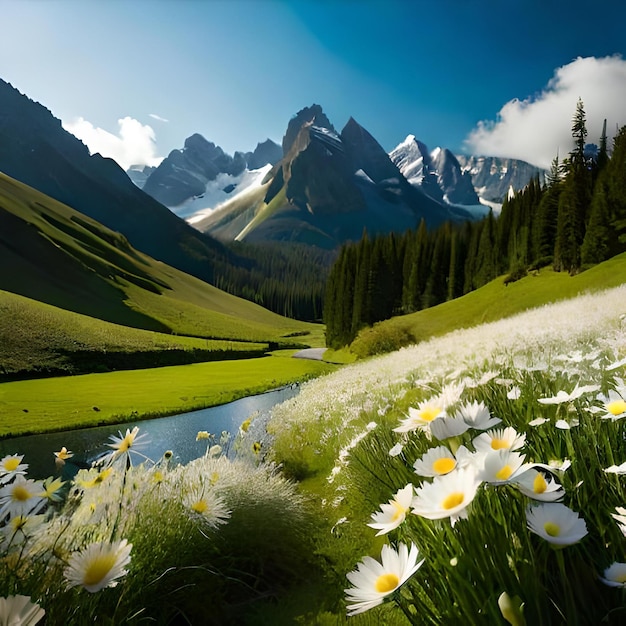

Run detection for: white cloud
[[62, 116, 164, 170], [465, 56, 626, 169], [149, 113, 169, 123]]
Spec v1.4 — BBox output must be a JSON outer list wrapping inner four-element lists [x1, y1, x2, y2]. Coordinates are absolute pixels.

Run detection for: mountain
[[389, 135, 479, 206], [456, 155, 546, 203], [191, 105, 470, 248], [389, 135, 545, 209], [130, 135, 282, 220], [0, 78, 245, 290]]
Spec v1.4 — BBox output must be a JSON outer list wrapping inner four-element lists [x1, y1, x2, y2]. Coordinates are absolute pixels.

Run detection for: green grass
[[0, 172, 325, 377], [0, 354, 335, 438], [362, 253, 626, 347]]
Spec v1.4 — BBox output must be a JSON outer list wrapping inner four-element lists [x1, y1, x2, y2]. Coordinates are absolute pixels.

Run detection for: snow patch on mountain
[[186, 164, 271, 225]]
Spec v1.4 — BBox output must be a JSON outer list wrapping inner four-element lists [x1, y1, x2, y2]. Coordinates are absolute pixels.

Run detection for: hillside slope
[[0, 172, 321, 377], [350, 253, 626, 354]]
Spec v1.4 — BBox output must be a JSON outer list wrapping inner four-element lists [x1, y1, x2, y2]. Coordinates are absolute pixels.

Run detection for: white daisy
[[479, 450, 532, 484], [394, 399, 445, 433], [600, 562, 626, 587], [53, 446, 74, 460], [593, 389, 626, 420], [412, 468, 481, 526], [184, 487, 231, 529], [526, 503, 588, 547], [538, 384, 599, 405], [367, 484, 414, 536], [101, 427, 149, 467], [1, 513, 46, 548], [473, 427, 526, 453], [0, 454, 28, 484], [604, 462, 626, 474], [456, 400, 501, 431], [413, 446, 457, 477], [611, 506, 626, 536], [513, 468, 565, 501], [344, 542, 424, 615], [64, 539, 132, 593], [430, 414, 469, 440], [0, 476, 45, 521], [388, 443, 404, 457], [0, 595, 45, 625]]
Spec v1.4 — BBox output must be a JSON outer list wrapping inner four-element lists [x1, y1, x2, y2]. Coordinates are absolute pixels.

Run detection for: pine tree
[[533, 156, 561, 265], [581, 179, 611, 264], [554, 100, 592, 273]]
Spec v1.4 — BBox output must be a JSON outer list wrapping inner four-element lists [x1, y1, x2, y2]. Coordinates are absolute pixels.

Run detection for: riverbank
[[0, 354, 335, 438]]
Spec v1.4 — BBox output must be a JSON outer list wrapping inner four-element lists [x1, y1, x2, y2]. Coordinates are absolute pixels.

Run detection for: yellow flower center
[[375, 572, 400, 593], [391, 501, 407, 521], [614, 572, 626, 583], [533, 473, 548, 494], [420, 406, 442, 422], [83, 554, 117, 587], [544, 521, 560, 537], [152, 471, 164, 484], [607, 399, 626, 416], [490, 438, 509, 450], [12, 485, 32, 501], [118, 435, 133, 452], [442, 492, 465, 510], [432, 457, 456, 474], [3, 458, 20, 472], [495, 465, 513, 481], [191, 499, 208, 514]]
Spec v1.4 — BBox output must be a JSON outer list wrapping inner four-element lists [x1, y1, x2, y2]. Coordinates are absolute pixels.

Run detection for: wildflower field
[[3, 285, 626, 624]]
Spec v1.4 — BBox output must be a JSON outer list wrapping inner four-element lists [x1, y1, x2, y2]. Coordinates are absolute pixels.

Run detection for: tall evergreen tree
[[554, 99, 592, 273]]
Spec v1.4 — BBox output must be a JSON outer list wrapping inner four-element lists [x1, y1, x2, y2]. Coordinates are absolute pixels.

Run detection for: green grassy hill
[[350, 253, 626, 355], [0, 172, 322, 378]]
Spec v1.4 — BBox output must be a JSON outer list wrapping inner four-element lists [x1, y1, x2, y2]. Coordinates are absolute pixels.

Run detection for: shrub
[[351, 323, 416, 358]]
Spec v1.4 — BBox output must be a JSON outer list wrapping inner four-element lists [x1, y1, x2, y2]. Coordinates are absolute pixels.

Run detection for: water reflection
[[0, 386, 299, 480]]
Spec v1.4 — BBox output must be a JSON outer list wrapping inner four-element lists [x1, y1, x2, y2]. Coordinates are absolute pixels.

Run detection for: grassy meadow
[[4, 282, 626, 624], [0, 354, 334, 437]]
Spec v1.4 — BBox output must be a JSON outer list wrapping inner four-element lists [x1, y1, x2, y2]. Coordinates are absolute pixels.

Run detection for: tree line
[[213, 241, 335, 322], [324, 100, 626, 348]]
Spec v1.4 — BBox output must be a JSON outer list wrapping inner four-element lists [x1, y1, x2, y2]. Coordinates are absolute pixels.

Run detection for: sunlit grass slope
[[0, 172, 323, 377], [0, 289, 272, 378], [362, 253, 626, 348]]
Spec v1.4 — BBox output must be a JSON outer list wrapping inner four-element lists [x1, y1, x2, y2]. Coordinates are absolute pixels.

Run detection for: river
[[0, 385, 299, 480]]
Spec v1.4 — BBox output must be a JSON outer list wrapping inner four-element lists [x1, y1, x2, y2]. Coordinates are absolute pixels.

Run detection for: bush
[[503, 264, 528, 286], [350, 323, 416, 358]]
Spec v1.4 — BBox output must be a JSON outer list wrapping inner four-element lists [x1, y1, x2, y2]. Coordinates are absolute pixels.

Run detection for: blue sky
[[2, 0, 626, 170]]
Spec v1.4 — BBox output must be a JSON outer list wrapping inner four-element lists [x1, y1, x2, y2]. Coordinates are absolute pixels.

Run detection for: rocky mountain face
[[456, 155, 545, 203], [136, 135, 282, 209], [0, 78, 240, 288], [389, 135, 544, 206], [390, 136, 480, 206], [195, 104, 470, 248]]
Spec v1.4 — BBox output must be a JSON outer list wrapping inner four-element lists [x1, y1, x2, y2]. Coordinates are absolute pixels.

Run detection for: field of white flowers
[[3, 284, 626, 624], [267, 284, 626, 624]]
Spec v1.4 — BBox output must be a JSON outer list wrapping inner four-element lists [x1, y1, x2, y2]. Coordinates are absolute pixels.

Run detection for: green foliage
[[351, 323, 417, 358]]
